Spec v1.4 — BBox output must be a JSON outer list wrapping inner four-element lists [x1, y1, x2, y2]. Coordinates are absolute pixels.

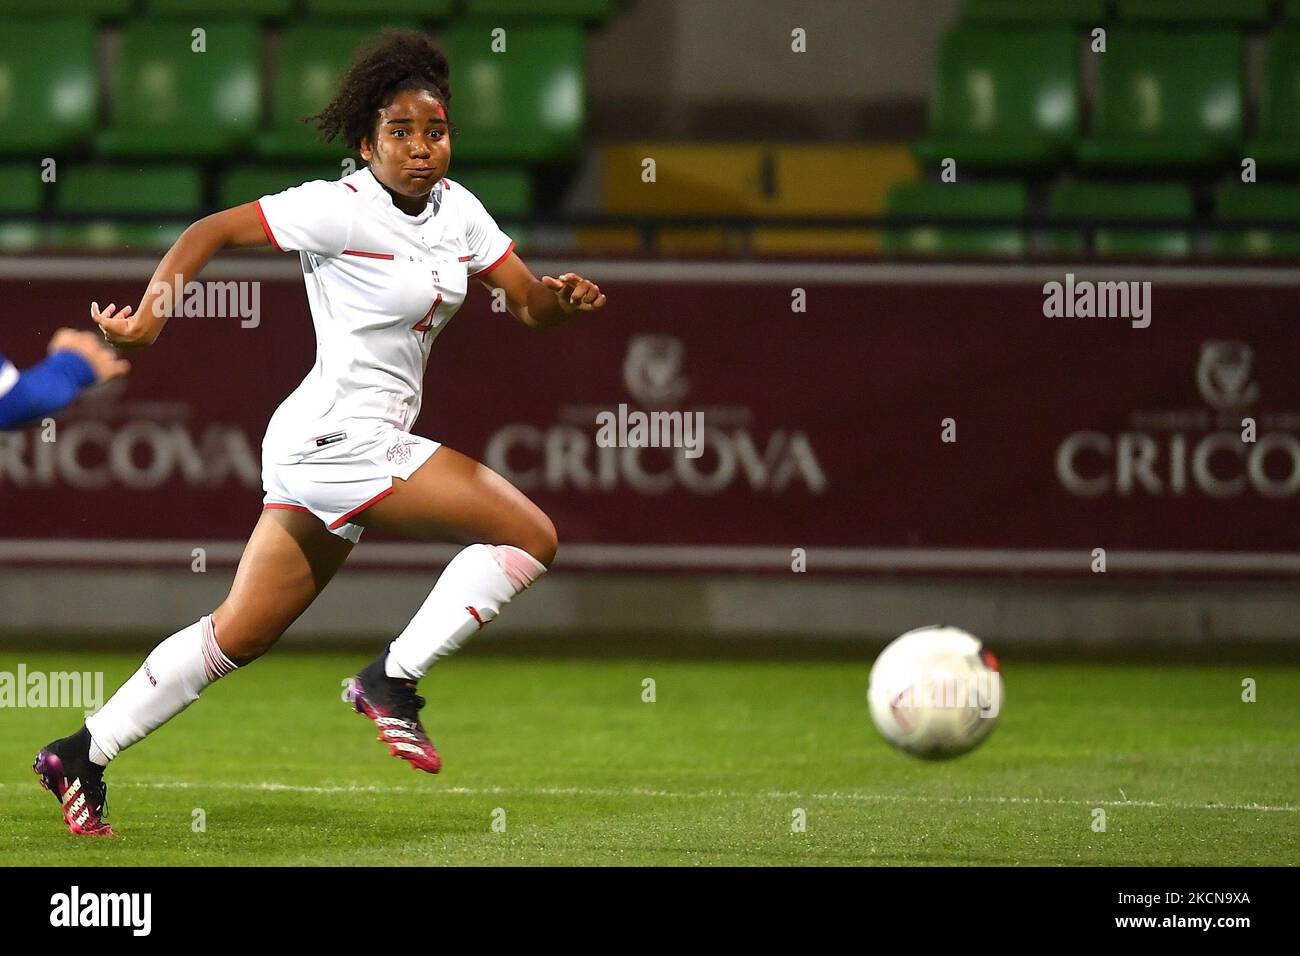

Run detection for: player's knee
[[514, 514, 558, 568], [211, 605, 281, 665]]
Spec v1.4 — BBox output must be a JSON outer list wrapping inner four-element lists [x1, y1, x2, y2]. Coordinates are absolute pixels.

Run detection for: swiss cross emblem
[[387, 440, 418, 466]]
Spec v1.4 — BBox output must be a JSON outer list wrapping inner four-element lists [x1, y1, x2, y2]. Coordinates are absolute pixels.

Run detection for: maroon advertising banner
[[0, 265, 1296, 576]]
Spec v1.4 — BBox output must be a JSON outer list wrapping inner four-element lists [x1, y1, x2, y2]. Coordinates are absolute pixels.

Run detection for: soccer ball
[[867, 625, 1003, 760]]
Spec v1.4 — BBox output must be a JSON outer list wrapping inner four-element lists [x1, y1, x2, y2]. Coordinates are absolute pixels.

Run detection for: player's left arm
[[477, 253, 606, 331]]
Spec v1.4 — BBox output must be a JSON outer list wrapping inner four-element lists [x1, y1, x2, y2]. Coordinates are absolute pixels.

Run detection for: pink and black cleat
[[33, 727, 115, 837], [343, 657, 442, 774]]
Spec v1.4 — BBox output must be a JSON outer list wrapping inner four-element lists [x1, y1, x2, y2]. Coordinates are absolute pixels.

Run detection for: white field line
[[7, 778, 1294, 813]]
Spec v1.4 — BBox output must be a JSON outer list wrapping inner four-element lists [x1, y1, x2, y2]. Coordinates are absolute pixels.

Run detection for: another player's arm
[[477, 253, 607, 331], [0, 332, 130, 431], [91, 203, 272, 350]]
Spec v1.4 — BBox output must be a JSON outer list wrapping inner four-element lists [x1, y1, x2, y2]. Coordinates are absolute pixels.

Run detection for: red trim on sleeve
[[329, 486, 394, 529], [343, 182, 358, 192], [254, 200, 283, 252], [342, 249, 395, 260], [264, 503, 312, 515], [468, 240, 516, 279]]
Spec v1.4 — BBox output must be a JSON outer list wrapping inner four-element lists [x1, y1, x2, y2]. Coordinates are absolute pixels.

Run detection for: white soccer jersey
[[255, 167, 514, 463], [0, 359, 17, 401]]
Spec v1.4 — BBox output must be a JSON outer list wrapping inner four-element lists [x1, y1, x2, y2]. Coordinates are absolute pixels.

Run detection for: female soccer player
[[34, 31, 606, 836]]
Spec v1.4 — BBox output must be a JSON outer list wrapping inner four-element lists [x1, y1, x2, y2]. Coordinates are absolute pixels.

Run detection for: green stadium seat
[[1213, 184, 1300, 257], [1048, 181, 1194, 258], [0, 19, 97, 156], [255, 23, 419, 162], [1076, 31, 1243, 172], [883, 181, 1028, 257], [141, 0, 293, 14], [915, 28, 1080, 172], [961, 0, 1110, 24], [53, 165, 201, 252], [0, 161, 44, 212], [220, 164, 355, 207], [96, 19, 261, 159], [438, 21, 585, 163], [0, 165, 46, 256], [462, 0, 621, 20], [0, 0, 129, 14], [0, 221, 44, 251], [303, 0, 453, 17], [1115, 0, 1271, 24], [1246, 31, 1300, 173], [51, 221, 188, 251], [451, 167, 533, 218]]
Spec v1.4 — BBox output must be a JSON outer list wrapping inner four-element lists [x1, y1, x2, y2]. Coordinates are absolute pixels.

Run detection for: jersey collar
[[360, 167, 438, 225]]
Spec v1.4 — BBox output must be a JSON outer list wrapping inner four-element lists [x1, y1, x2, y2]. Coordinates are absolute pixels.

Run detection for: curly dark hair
[[307, 30, 456, 152]]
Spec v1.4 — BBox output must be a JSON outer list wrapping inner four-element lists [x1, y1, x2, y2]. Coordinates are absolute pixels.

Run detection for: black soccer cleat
[[33, 726, 114, 837], [342, 655, 442, 774]]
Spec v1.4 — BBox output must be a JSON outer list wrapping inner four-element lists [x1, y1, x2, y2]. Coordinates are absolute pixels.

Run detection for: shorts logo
[[386, 440, 418, 466]]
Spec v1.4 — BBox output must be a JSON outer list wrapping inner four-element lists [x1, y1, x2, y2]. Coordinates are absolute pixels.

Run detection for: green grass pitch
[[1, 650, 1297, 865]]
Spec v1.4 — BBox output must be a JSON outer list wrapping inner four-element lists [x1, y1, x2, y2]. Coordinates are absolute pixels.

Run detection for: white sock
[[385, 544, 547, 680], [84, 615, 237, 764]]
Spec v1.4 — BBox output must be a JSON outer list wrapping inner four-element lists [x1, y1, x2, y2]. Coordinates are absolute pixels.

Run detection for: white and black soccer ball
[[867, 625, 1003, 760]]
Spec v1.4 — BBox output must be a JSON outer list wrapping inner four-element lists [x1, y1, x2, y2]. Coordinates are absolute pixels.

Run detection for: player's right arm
[[92, 202, 271, 350]]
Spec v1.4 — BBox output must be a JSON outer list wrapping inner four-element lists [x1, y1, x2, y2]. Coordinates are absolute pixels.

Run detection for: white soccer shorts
[[261, 427, 441, 543]]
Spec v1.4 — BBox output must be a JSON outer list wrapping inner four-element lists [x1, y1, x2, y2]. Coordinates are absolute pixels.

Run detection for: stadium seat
[[1047, 181, 1194, 258], [303, 0, 453, 17], [53, 165, 201, 251], [438, 21, 585, 163], [0, 0, 128, 14], [219, 165, 354, 207], [0, 19, 97, 156], [1213, 184, 1300, 257], [883, 182, 1028, 257], [0, 161, 43, 213], [758, 144, 918, 218], [96, 19, 261, 159], [1246, 31, 1300, 173], [750, 227, 876, 257], [462, 0, 621, 20], [0, 160, 45, 248], [1114, 0, 1271, 24], [0, 221, 43, 251], [601, 144, 764, 215], [961, 0, 1110, 24], [141, 0, 293, 14], [915, 28, 1080, 172], [452, 167, 534, 218], [1076, 31, 1243, 172], [256, 23, 419, 162]]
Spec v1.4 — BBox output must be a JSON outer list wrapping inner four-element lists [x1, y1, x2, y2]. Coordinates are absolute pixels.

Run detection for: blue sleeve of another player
[[0, 351, 97, 430]]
